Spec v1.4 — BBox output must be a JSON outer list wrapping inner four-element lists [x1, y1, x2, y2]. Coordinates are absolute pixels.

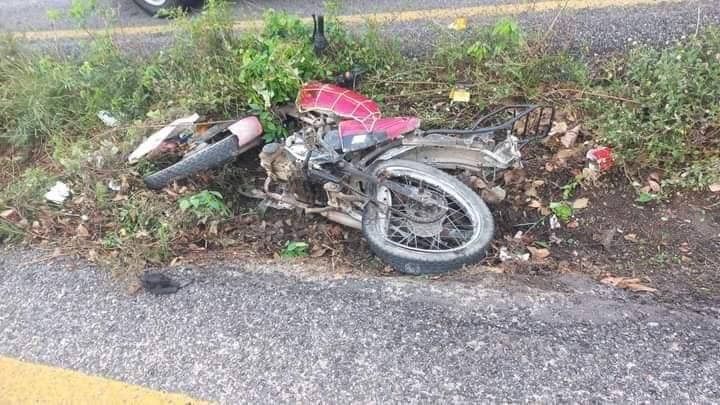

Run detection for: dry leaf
[[469, 176, 487, 190], [524, 180, 545, 197], [548, 121, 568, 137], [601, 276, 657, 293], [0, 208, 15, 219], [170, 257, 182, 266], [503, 169, 526, 186], [572, 198, 589, 210], [624, 233, 638, 242], [481, 266, 505, 274], [76, 223, 89, 238], [709, 183, 720, 193], [310, 247, 329, 258], [647, 179, 661, 192], [528, 200, 543, 208], [566, 220, 579, 229], [560, 125, 580, 148], [481, 186, 507, 204], [527, 246, 551, 261]]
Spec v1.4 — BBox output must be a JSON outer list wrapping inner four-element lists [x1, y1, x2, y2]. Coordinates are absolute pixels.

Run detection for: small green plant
[[549, 202, 574, 222], [636, 192, 657, 204], [467, 18, 524, 63], [281, 241, 310, 258], [179, 190, 231, 224]]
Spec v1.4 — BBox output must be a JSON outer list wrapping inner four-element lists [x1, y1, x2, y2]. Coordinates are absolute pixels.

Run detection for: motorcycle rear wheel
[[362, 159, 494, 275]]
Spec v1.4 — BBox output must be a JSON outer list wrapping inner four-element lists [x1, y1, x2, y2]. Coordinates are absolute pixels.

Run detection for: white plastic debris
[[45, 181, 71, 205], [128, 113, 200, 164], [499, 246, 530, 263], [108, 179, 122, 192], [549, 215, 561, 230], [97, 111, 120, 127]]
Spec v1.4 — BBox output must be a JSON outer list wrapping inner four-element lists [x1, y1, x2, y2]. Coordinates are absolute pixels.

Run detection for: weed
[[549, 202, 574, 222], [282, 241, 310, 258], [595, 29, 720, 187], [179, 190, 231, 224], [635, 192, 657, 204], [0, 168, 54, 217]]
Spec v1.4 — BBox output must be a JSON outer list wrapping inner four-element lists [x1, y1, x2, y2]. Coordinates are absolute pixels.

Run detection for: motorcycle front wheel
[[362, 159, 494, 275]]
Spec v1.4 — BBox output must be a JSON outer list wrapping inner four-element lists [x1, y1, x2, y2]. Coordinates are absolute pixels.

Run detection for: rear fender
[[228, 116, 264, 149]]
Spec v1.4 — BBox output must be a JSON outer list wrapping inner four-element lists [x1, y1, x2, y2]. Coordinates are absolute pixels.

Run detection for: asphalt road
[[1, 248, 720, 403], [2, 0, 720, 54]]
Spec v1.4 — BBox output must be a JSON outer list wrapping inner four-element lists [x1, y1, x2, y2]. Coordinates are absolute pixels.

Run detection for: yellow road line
[[12, 0, 683, 41], [0, 356, 210, 405]]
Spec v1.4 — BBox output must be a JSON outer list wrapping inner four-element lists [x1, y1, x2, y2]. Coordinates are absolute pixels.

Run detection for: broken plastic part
[[128, 113, 200, 164]]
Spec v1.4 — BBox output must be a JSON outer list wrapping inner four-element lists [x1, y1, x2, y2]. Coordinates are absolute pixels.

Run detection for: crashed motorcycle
[[130, 83, 550, 274]]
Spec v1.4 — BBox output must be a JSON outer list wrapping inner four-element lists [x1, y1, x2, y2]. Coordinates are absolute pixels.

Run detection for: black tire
[[132, 0, 201, 16], [362, 160, 494, 275], [144, 135, 240, 190]]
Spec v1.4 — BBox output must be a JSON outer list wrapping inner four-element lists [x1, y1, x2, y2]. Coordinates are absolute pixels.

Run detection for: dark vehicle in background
[[133, 0, 202, 15]]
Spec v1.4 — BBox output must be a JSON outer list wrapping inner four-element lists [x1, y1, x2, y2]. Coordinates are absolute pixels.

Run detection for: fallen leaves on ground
[[623, 233, 639, 242], [600, 276, 657, 293], [572, 197, 589, 210], [560, 125, 580, 148], [527, 246, 551, 261]]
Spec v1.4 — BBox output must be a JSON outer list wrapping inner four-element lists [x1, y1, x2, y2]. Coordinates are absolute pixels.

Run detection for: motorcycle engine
[[259, 132, 319, 204], [259, 142, 295, 182]]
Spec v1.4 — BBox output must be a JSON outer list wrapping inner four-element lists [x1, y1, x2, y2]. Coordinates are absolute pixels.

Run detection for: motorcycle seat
[[339, 117, 420, 140]]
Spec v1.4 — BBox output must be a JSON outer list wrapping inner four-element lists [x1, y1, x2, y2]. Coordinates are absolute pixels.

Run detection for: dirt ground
[[189, 154, 720, 310]]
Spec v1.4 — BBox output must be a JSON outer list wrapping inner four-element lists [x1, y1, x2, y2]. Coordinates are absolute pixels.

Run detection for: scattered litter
[[449, 88, 471, 103], [499, 246, 530, 262], [108, 179, 122, 192], [45, 181, 71, 205], [481, 185, 507, 204], [560, 125, 580, 148], [140, 272, 194, 296], [586, 146, 614, 172], [600, 276, 656, 293], [572, 197, 589, 210], [97, 110, 120, 127], [448, 17, 468, 31], [549, 215, 561, 229], [709, 182, 720, 193]]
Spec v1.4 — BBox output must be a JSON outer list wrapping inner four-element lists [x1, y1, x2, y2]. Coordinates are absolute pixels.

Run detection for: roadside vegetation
[[1, 0, 718, 278]]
